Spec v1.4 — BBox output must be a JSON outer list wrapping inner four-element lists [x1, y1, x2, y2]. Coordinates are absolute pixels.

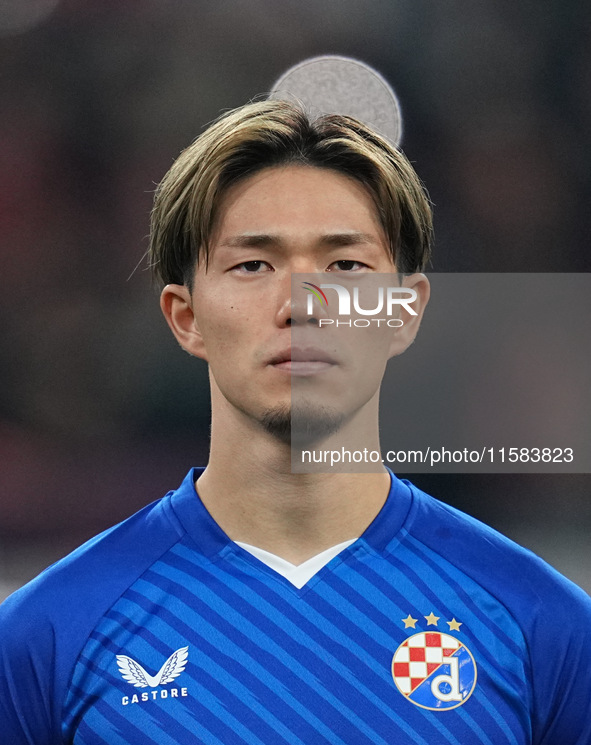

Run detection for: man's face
[[163, 165, 425, 443]]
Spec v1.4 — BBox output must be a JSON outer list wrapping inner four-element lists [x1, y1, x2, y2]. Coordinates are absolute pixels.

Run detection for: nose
[[275, 273, 325, 328]]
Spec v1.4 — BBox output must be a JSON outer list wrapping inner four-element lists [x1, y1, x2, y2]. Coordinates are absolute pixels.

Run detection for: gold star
[[424, 612, 440, 627], [447, 618, 462, 632], [402, 614, 418, 629]]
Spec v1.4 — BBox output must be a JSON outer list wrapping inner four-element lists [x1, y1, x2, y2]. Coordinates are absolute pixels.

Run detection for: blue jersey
[[1, 469, 590, 744]]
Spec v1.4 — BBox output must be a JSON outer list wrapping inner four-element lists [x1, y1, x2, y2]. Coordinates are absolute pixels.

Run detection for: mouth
[[269, 347, 337, 376]]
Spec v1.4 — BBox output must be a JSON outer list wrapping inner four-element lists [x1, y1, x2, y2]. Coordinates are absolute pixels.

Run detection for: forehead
[[212, 165, 384, 244]]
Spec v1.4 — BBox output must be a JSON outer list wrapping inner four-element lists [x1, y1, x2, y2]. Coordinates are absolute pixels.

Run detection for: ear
[[160, 284, 209, 361], [388, 273, 430, 359]]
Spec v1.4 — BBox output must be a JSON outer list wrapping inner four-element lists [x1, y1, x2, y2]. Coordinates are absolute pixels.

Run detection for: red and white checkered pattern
[[392, 632, 460, 695]]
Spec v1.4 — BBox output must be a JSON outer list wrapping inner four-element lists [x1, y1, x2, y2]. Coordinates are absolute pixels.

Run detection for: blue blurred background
[[1, 0, 590, 598]]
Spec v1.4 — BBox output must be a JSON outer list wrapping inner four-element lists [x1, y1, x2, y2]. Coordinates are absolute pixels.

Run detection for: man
[[1, 100, 590, 744]]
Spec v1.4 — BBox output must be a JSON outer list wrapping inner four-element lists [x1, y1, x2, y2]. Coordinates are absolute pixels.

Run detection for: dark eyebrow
[[219, 232, 379, 249], [220, 234, 279, 248], [319, 232, 379, 247]]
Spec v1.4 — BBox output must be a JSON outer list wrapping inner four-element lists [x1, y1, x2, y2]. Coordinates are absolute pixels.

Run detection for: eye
[[232, 260, 273, 273], [327, 259, 369, 272]]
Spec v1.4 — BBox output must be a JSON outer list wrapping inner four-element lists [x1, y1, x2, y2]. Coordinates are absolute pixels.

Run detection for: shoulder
[[0, 491, 184, 636], [403, 479, 591, 618], [0, 481, 188, 742], [401, 479, 591, 743]]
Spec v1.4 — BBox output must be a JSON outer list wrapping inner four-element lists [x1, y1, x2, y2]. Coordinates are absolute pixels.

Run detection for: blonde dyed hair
[[150, 100, 433, 288]]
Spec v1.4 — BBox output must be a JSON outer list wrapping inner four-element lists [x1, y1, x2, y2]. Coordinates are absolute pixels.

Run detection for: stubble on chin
[[260, 403, 344, 447]]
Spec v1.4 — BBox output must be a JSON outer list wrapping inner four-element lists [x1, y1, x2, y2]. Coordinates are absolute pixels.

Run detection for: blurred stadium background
[[1, 0, 590, 599]]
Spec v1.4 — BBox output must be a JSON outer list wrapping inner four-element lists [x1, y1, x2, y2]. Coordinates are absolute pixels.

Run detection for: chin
[[260, 402, 344, 447]]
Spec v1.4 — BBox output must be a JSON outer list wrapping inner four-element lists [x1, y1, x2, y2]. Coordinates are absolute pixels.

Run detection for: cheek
[[195, 300, 253, 359]]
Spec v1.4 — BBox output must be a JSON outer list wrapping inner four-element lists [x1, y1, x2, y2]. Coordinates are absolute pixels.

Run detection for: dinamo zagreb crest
[[391, 632, 477, 710]]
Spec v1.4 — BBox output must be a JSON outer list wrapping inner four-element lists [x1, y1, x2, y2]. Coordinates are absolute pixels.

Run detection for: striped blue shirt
[[1, 469, 590, 744]]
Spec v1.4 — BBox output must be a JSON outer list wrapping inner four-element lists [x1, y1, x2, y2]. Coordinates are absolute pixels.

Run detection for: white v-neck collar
[[235, 539, 357, 589]]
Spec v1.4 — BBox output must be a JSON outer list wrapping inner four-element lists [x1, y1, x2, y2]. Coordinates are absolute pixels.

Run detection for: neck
[[195, 388, 390, 565]]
